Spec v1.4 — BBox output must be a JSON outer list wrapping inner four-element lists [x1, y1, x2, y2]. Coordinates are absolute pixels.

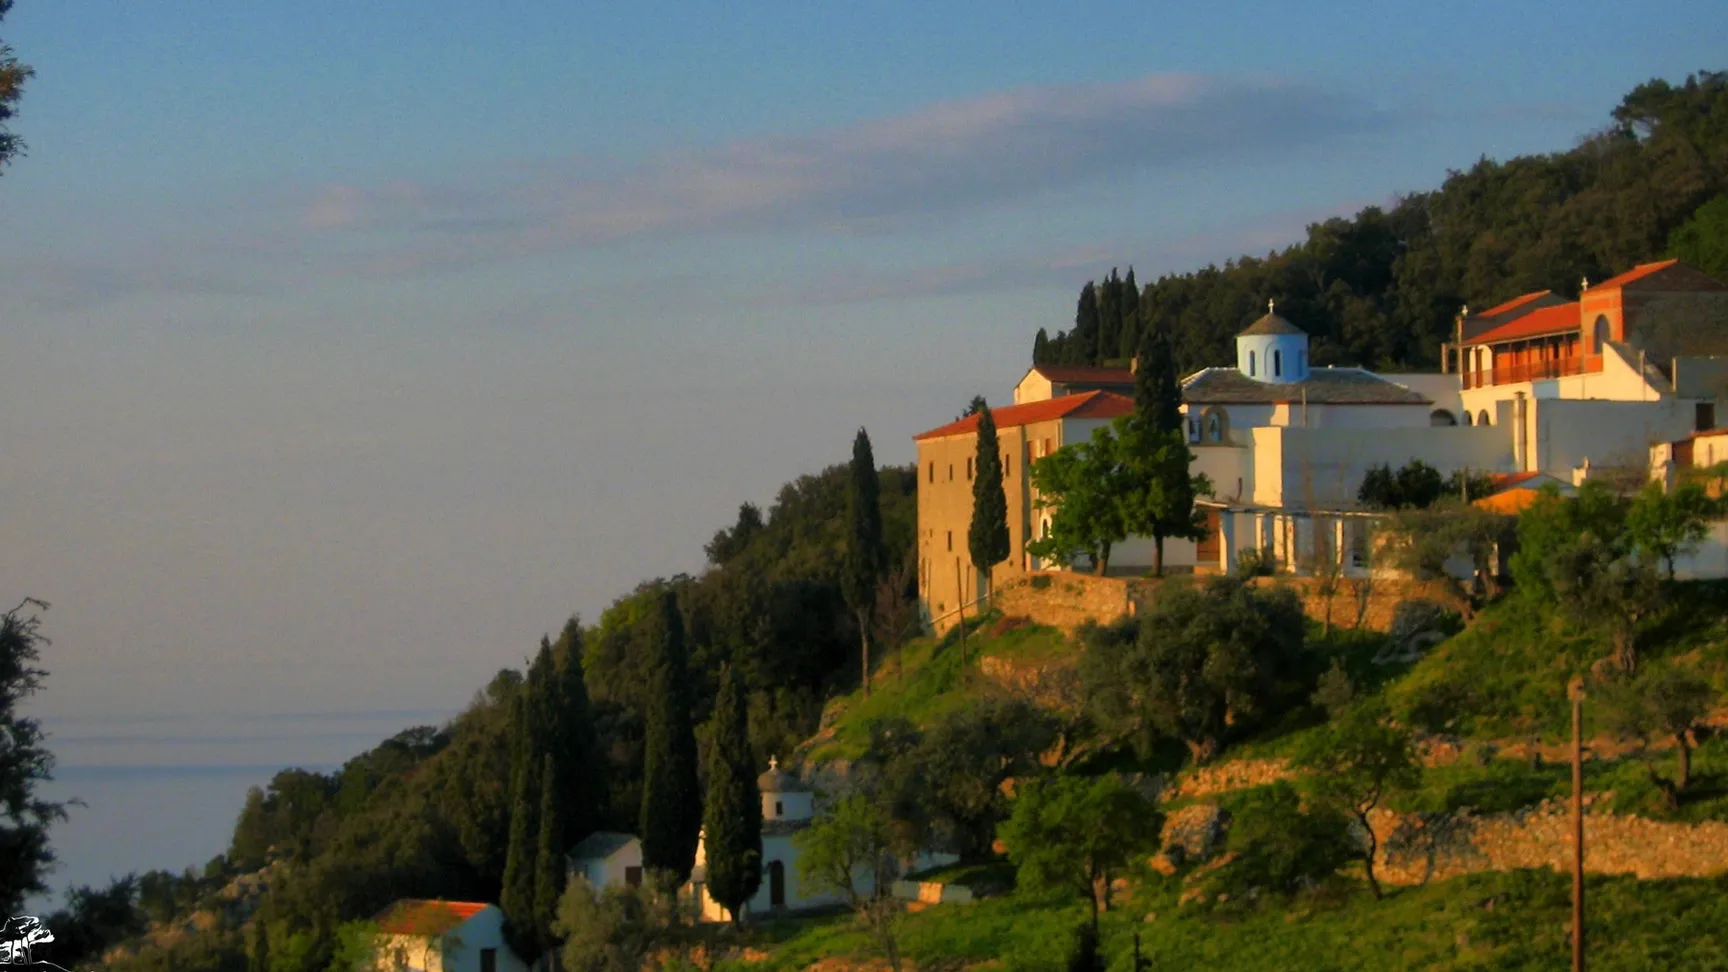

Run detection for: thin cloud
[[299, 73, 1396, 276]]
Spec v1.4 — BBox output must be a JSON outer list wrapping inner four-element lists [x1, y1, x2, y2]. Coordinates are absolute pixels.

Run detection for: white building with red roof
[[369, 900, 525, 972]]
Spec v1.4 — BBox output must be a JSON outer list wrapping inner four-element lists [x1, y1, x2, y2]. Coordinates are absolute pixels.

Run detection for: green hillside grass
[[720, 869, 1728, 971]]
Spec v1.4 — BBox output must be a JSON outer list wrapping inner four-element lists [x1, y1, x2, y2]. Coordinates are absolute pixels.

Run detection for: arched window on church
[[1248, 350, 1256, 377], [1273, 349, 1283, 378]]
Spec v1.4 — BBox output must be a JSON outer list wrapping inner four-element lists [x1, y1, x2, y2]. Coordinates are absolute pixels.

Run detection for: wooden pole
[[954, 558, 968, 681], [1570, 676, 1586, 972]]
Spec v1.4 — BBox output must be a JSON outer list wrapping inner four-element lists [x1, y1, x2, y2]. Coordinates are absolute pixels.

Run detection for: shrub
[[1205, 782, 1353, 900]]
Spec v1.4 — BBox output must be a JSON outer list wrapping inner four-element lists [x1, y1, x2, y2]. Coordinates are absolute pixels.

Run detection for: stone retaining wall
[[989, 571, 1462, 635]]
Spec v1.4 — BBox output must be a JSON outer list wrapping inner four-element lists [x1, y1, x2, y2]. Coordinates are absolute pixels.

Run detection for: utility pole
[[1569, 676, 1586, 972], [954, 558, 968, 681]]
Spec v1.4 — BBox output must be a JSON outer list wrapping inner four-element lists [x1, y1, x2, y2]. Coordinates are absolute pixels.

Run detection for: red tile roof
[[1461, 302, 1579, 346], [914, 390, 1135, 441], [1487, 471, 1543, 490], [1473, 291, 1552, 319], [1032, 365, 1136, 384], [374, 900, 488, 936], [1585, 259, 1678, 293]]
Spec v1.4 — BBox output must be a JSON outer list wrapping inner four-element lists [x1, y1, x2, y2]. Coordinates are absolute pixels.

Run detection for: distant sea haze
[[30, 708, 457, 912]]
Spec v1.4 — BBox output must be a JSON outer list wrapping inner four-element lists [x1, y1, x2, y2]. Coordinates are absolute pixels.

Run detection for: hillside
[[1036, 71, 1728, 374]]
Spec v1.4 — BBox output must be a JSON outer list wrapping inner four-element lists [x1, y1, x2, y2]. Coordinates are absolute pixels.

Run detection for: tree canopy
[[0, 1, 32, 173]]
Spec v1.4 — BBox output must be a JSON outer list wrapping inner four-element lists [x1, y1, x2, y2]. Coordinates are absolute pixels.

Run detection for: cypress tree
[[639, 589, 701, 889], [1033, 328, 1051, 366], [1071, 283, 1101, 364], [499, 684, 543, 957], [551, 617, 603, 847], [701, 665, 762, 925], [531, 753, 562, 949], [1119, 268, 1141, 359], [1130, 324, 1203, 576], [841, 428, 885, 696], [968, 402, 1011, 600]]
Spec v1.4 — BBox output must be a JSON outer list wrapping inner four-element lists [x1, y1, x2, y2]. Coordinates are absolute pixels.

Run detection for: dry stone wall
[[988, 571, 1461, 635]]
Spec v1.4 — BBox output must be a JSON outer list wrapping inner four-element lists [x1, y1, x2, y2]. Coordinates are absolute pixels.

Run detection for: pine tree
[[639, 589, 701, 889], [841, 428, 885, 696], [968, 403, 1011, 600], [701, 665, 763, 925]]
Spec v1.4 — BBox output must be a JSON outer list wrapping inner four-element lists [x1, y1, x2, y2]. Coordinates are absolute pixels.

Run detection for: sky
[[2, 0, 1726, 901]]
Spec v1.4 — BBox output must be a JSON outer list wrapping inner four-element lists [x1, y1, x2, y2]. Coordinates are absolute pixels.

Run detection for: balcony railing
[[1461, 355, 1602, 390]]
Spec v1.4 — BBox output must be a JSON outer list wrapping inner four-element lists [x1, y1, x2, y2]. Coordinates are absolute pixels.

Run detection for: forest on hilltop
[[1035, 71, 1728, 374]]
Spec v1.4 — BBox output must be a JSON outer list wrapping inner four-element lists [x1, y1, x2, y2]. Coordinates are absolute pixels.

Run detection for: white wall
[[571, 836, 643, 891], [1252, 426, 1516, 508], [1531, 398, 1698, 479], [377, 909, 525, 972]]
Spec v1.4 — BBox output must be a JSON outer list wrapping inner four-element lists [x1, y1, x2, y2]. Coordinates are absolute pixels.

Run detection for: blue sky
[[2, 1, 1725, 895]]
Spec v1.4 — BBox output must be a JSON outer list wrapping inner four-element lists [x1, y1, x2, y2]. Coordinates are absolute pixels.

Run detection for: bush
[[1205, 782, 1353, 901]]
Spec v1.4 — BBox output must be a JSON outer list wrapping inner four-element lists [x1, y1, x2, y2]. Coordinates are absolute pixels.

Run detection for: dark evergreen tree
[[1126, 325, 1204, 575], [0, 600, 64, 913], [531, 753, 561, 950], [1033, 328, 1052, 366], [551, 618, 603, 847], [968, 403, 1011, 598], [499, 684, 543, 956], [1069, 282, 1101, 364], [0, 1, 33, 174], [701, 665, 762, 925], [841, 428, 886, 696], [639, 590, 701, 888]]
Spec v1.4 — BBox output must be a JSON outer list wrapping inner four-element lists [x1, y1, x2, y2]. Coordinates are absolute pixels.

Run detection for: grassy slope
[[762, 583, 1728, 968], [721, 870, 1728, 970]]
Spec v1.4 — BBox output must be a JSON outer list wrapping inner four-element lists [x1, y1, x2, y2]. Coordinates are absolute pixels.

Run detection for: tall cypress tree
[[1119, 268, 1141, 359], [968, 403, 1011, 600], [1128, 324, 1205, 576], [499, 682, 543, 957], [531, 753, 562, 949], [701, 665, 762, 926], [841, 428, 885, 696], [1071, 282, 1101, 364], [551, 617, 603, 848], [639, 589, 701, 888], [1033, 328, 1051, 366]]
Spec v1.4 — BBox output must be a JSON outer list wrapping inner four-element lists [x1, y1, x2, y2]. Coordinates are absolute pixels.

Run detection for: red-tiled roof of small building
[[1487, 471, 1543, 489], [1584, 259, 1679, 293], [1460, 303, 1580, 345], [373, 900, 488, 936], [1030, 364, 1136, 385], [1473, 291, 1553, 319], [913, 390, 1135, 441]]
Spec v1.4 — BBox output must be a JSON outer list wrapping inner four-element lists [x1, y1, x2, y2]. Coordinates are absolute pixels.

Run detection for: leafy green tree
[[793, 794, 904, 971], [555, 876, 679, 972], [1094, 577, 1306, 763], [968, 403, 1011, 598], [1604, 668, 1715, 805], [881, 698, 1056, 860], [842, 428, 887, 695], [1548, 531, 1663, 673], [1378, 500, 1508, 614], [1669, 193, 1728, 280], [1027, 426, 1131, 574], [1293, 704, 1418, 899], [639, 590, 701, 889], [701, 665, 762, 925], [1627, 480, 1716, 578], [1206, 781, 1353, 900], [999, 775, 1162, 936], [0, 1, 32, 173], [0, 600, 69, 913]]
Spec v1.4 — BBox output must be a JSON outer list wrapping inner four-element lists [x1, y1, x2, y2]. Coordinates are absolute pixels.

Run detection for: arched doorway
[[1592, 315, 1611, 353], [1478, 410, 1491, 427], [1463, 411, 1474, 426], [768, 861, 786, 908], [1429, 409, 1457, 427]]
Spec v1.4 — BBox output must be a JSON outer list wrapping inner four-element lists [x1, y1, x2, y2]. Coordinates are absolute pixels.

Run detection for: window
[[966, 457, 973, 480], [1249, 350, 1256, 377], [1004, 453, 1011, 477], [1298, 350, 1307, 373], [1044, 438, 1052, 456], [1188, 415, 1201, 442], [625, 866, 642, 888], [775, 800, 784, 816], [1206, 413, 1221, 442], [1478, 410, 1490, 427], [1697, 402, 1716, 432], [481, 950, 497, 972], [927, 462, 934, 483], [946, 531, 953, 552], [1273, 349, 1283, 377], [1463, 411, 1474, 426], [948, 464, 954, 481]]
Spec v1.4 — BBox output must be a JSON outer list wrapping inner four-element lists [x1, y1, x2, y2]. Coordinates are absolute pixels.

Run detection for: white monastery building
[[914, 260, 1728, 618], [368, 900, 526, 972]]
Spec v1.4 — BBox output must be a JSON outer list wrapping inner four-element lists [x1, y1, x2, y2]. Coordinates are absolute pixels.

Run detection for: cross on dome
[[1267, 299, 1275, 314], [769, 756, 778, 771]]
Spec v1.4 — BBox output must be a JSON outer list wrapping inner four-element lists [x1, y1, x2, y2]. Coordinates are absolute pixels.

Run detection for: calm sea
[[30, 708, 459, 913]]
